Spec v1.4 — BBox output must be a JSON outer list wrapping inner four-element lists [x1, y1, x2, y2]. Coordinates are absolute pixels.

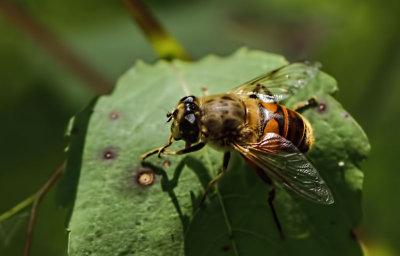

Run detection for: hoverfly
[[141, 62, 334, 234]]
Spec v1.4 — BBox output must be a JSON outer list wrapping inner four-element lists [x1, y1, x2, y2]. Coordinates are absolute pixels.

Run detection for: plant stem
[[122, 0, 191, 61], [0, 194, 36, 223], [23, 163, 65, 256]]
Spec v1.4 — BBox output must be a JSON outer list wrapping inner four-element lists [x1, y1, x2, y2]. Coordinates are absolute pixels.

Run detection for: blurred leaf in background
[[0, 0, 398, 255]]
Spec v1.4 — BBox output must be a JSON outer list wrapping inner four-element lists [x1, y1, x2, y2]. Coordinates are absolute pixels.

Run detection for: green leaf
[[56, 97, 99, 213], [62, 48, 369, 255]]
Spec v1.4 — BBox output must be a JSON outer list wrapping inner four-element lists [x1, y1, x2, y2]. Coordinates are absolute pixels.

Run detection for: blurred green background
[[0, 0, 398, 255]]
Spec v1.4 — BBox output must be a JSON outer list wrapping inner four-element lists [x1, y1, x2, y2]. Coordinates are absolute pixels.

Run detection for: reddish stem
[[24, 163, 65, 256], [0, 0, 112, 94]]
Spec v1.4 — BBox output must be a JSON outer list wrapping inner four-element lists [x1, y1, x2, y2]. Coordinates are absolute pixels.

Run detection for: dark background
[[0, 0, 398, 255]]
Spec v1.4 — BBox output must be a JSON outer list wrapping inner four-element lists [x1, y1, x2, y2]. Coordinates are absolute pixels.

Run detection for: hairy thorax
[[199, 94, 249, 150]]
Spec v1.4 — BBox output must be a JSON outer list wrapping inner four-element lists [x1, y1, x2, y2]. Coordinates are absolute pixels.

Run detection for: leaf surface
[[61, 48, 369, 255]]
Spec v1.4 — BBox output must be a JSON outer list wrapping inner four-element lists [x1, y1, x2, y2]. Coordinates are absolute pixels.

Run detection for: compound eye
[[179, 113, 199, 143], [179, 96, 188, 102], [179, 96, 196, 103]]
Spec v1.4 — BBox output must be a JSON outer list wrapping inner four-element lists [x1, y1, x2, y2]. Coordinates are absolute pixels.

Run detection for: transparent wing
[[233, 133, 334, 204], [228, 62, 320, 103]]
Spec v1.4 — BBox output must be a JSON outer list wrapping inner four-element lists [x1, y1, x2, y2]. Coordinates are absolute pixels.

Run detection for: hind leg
[[267, 182, 285, 240], [292, 96, 318, 112], [245, 159, 285, 239]]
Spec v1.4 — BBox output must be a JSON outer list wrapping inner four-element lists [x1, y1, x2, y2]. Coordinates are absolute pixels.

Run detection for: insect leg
[[162, 142, 205, 156], [199, 151, 231, 205], [292, 96, 318, 112], [251, 165, 285, 239], [140, 136, 174, 160], [267, 184, 285, 240]]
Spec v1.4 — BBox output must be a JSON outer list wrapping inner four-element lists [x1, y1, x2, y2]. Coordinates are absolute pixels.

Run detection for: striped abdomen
[[259, 102, 313, 152]]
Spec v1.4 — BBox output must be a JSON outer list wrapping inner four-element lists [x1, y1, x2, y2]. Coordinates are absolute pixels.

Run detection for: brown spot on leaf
[[136, 169, 155, 186], [317, 102, 327, 112], [103, 150, 116, 160], [109, 112, 119, 120], [163, 160, 171, 168]]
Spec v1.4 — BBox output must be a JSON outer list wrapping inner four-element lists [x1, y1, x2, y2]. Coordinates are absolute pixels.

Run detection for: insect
[[141, 62, 334, 236]]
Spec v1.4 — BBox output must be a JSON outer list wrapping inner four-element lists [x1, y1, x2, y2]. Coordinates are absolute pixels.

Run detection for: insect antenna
[[166, 111, 172, 122]]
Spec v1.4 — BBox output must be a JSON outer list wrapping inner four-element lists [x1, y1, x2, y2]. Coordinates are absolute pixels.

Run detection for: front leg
[[163, 142, 205, 156], [140, 136, 174, 161]]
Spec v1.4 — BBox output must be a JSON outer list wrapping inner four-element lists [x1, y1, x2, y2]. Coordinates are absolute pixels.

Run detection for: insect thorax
[[199, 95, 247, 149]]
